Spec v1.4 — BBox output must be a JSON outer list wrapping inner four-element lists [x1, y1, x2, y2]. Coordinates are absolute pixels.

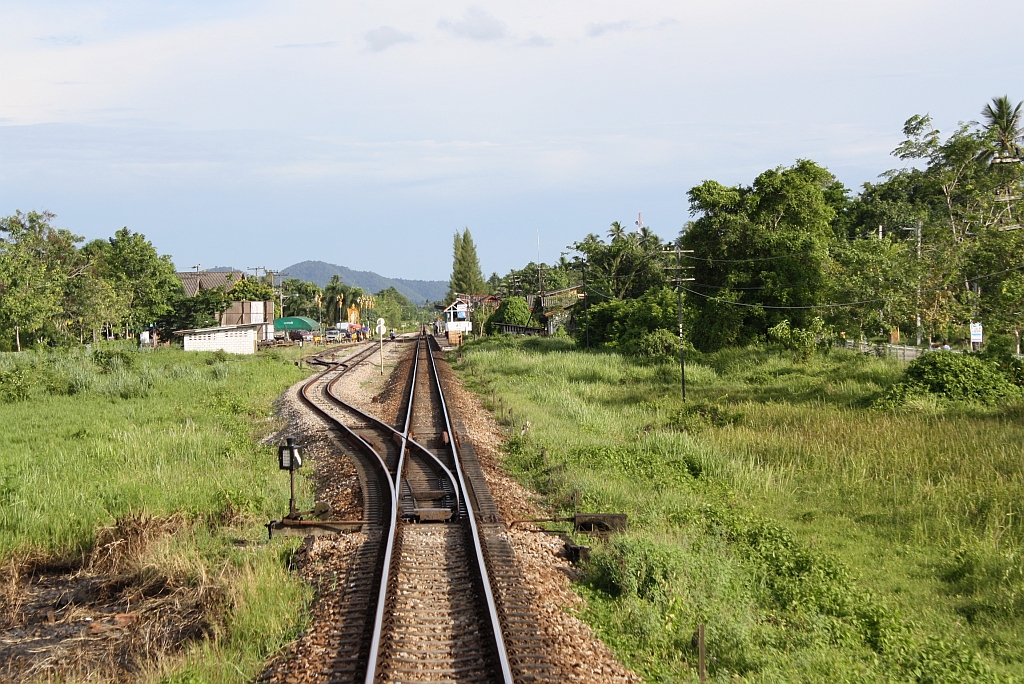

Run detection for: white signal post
[[376, 318, 387, 375]]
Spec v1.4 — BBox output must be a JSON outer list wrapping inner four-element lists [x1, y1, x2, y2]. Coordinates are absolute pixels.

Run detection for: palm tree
[[982, 95, 1023, 163], [637, 225, 660, 250], [607, 221, 626, 242]]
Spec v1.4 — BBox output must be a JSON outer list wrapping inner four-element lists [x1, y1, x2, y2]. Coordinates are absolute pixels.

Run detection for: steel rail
[[297, 342, 396, 524], [362, 333, 466, 683], [324, 340, 460, 513], [425, 333, 516, 684]]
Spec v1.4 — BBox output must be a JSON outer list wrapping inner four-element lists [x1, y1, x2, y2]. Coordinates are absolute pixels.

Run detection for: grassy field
[[453, 336, 1024, 683], [0, 343, 317, 683]]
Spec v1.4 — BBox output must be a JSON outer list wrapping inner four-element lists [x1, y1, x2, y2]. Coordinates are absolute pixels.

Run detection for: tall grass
[[455, 336, 1024, 682], [1, 344, 314, 682]]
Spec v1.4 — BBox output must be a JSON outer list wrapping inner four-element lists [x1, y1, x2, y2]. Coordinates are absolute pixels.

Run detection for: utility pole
[[581, 258, 589, 349], [902, 219, 923, 346], [192, 264, 201, 274], [664, 244, 695, 401]]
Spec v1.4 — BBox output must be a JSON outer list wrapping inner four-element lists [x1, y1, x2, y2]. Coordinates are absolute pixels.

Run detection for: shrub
[[0, 367, 31, 402], [907, 352, 1018, 403], [767, 317, 832, 359], [627, 328, 679, 362], [667, 400, 742, 432], [486, 296, 533, 333], [577, 287, 681, 351], [93, 349, 135, 373]]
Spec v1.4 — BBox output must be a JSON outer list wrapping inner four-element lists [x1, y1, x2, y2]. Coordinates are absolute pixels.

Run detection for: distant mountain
[[281, 260, 448, 304]]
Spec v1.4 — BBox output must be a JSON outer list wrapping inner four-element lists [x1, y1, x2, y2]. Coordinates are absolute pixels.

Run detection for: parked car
[[325, 328, 341, 342], [288, 330, 313, 342]]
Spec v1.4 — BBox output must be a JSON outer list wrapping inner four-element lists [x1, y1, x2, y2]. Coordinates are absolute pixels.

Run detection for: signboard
[[970, 321, 983, 344], [376, 318, 387, 336], [347, 305, 360, 325]]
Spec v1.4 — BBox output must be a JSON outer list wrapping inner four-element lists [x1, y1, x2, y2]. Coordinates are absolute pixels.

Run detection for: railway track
[[295, 334, 556, 683]]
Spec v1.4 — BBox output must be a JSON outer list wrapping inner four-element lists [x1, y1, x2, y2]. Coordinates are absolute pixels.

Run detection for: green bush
[[627, 328, 679, 362], [93, 349, 135, 373], [578, 287, 681, 353], [878, 352, 1022, 407], [486, 296, 533, 333], [0, 367, 31, 402]]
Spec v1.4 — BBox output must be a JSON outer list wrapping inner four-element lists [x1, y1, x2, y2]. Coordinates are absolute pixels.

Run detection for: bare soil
[[0, 515, 219, 684]]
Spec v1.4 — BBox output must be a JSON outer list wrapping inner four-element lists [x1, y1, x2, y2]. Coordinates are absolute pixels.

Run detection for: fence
[[838, 339, 1024, 362]]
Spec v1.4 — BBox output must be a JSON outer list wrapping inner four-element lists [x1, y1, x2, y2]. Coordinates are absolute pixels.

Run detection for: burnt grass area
[[0, 515, 221, 683]]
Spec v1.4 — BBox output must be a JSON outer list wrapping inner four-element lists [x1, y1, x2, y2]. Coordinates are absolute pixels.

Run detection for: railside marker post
[[376, 318, 387, 376], [698, 624, 706, 683]]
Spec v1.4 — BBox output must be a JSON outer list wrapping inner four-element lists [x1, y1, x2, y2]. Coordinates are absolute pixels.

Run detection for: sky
[[2, 1, 1023, 281]]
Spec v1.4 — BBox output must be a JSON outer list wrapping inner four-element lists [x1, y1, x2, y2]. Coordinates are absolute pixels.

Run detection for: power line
[[680, 264, 1024, 310]]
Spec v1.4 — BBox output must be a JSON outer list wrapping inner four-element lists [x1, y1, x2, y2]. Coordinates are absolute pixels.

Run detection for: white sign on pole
[[970, 321, 983, 344]]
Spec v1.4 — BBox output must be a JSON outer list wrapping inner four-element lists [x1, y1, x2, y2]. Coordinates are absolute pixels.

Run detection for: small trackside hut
[[443, 298, 473, 333], [177, 323, 263, 355]]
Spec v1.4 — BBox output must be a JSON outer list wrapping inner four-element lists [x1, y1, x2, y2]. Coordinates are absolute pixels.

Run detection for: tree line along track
[[295, 334, 557, 683]]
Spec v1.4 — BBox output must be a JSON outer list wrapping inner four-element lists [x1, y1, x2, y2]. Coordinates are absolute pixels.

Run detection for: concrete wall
[[183, 328, 258, 354]]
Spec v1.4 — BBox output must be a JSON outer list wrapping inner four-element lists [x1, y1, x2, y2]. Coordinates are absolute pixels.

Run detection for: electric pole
[[663, 244, 695, 401]]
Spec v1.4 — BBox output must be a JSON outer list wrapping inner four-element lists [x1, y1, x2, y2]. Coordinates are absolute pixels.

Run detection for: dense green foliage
[[0, 213, 181, 350], [455, 337, 1024, 681], [683, 160, 839, 350], [486, 296, 534, 332], [575, 287, 679, 354], [877, 351, 1022, 407]]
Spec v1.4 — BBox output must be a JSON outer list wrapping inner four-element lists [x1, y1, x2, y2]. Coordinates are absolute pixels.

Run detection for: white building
[[443, 298, 473, 334], [179, 323, 264, 354]]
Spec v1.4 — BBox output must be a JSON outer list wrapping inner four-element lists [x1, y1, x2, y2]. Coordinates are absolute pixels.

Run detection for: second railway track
[[297, 333, 556, 683]]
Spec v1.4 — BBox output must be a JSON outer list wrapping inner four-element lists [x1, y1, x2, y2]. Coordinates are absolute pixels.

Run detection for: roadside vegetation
[[454, 335, 1024, 682], [0, 343, 314, 682]]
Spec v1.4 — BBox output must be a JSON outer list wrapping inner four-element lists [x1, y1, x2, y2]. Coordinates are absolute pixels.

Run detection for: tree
[[229, 276, 274, 302], [85, 228, 179, 334], [981, 95, 1023, 163], [281, 279, 322, 318], [681, 160, 838, 350], [570, 227, 666, 301], [446, 228, 486, 300], [487, 296, 533, 333], [0, 212, 67, 350]]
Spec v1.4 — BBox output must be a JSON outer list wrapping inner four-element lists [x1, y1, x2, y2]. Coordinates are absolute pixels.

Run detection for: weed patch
[[456, 336, 1024, 681]]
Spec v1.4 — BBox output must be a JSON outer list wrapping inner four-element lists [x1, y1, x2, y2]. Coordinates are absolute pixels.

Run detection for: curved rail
[[298, 335, 533, 683]]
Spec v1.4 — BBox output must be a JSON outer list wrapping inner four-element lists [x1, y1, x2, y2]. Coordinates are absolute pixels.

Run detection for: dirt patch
[[0, 515, 220, 684]]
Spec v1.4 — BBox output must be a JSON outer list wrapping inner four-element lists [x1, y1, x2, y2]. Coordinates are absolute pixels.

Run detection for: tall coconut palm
[[982, 95, 1023, 163], [607, 221, 626, 242]]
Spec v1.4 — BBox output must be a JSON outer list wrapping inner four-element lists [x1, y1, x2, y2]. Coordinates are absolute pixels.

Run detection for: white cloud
[[365, 26, 414, 52], [438, 7, 506, 41], [587, 21, 631, 37], [521, 35, 552, 48], [37, 35, 83, 46], [275, 41, 337, 49]]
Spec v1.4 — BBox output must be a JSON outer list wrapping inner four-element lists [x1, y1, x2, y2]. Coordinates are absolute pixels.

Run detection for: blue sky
[[2, 0, 1022, 281]]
